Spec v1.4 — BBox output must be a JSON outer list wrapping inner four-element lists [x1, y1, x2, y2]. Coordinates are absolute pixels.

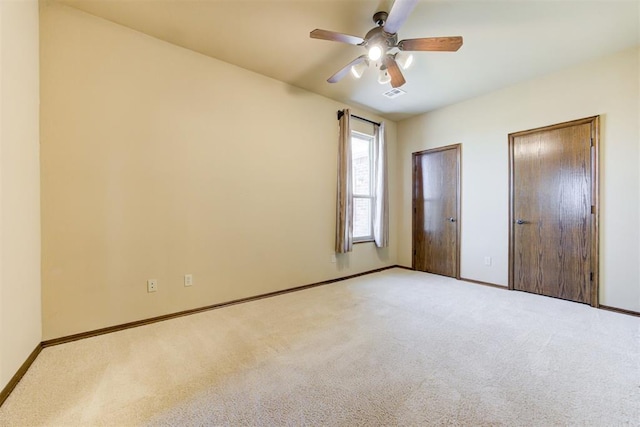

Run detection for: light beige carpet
[[1, 268, 638, 426]]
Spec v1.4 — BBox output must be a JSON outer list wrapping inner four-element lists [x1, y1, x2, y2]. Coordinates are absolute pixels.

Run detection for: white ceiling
[[59, 0, 640, 121]]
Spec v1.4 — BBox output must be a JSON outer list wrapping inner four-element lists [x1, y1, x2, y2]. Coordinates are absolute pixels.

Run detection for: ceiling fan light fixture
[[395, 51, 414, 70], [378, 67, 391, 85], [368, 45, 383, 61], [309, 2, 463, 87], [350, 60, 368, 79]]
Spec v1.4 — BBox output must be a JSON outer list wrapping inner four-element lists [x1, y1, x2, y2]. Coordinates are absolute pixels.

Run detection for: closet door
[[413, 144, 461, 278]]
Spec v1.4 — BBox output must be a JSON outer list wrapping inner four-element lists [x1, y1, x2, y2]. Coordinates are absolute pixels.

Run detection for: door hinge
[[591, 205, 595, 214], [590, 272, 593, 281], [590, 137, 594, 147]]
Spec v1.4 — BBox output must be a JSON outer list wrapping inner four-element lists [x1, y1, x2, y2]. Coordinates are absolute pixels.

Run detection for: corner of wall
[[0, 0, 42, 390]]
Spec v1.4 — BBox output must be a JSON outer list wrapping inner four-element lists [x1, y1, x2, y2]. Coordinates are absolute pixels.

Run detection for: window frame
[[351, 130, 375, 243]]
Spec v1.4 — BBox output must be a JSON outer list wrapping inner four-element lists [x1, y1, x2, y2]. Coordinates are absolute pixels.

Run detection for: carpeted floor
[[1, 268, 638, 426]]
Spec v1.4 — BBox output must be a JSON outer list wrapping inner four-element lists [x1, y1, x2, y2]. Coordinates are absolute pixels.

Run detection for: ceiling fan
[[310, 0, 463, 88]]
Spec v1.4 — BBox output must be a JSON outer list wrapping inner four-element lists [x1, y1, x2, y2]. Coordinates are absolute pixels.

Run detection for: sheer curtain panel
[[373, 122, 389, 248], [335, 110, 353, 253]]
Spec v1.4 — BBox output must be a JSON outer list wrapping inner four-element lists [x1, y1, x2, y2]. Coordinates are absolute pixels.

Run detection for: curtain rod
[[337, 110, 381, 127]]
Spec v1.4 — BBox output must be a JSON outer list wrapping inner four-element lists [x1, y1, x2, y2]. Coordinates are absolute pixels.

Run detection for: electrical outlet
[[184, 274, 193, 287], [484, 256, 492, 266], [330, 254, 337, 263], [147, 279, 158, 293]]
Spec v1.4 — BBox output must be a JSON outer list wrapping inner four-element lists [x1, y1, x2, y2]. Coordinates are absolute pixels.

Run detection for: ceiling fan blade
[[327, 55, 368, 83], [383, 0, 419, 35], [399, 36, 464, 52], [310, 29, 364, 45], [383, 56, 406, 88]]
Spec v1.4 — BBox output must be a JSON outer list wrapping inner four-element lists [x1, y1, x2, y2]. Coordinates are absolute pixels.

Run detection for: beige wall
[[0, 0, 41, 390], [40, 3, 397, 340], [398, 47, 640, 312]]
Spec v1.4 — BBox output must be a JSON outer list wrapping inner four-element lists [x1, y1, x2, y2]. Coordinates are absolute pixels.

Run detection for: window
[[351, 131, 374, 242], [335, 111, 387, 253]]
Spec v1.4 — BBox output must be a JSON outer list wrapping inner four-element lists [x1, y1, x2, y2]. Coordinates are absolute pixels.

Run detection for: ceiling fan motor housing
[[364, 26, 398, 49]]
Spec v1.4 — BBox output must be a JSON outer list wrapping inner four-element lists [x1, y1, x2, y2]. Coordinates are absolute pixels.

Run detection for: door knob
[[448, 217, 456, 222], [516, 219, 526, 225]]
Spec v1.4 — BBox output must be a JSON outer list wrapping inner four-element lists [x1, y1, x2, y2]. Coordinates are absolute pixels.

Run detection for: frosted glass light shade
[[351, 61, 367, 79], [378, 68, 391, 85], [368, 45, 383, 61], [396, 51, 414, 70]]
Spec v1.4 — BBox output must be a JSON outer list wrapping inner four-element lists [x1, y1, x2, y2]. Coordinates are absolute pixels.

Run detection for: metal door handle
[[448, 217, 456, 222], [516, 219, 526, 225]]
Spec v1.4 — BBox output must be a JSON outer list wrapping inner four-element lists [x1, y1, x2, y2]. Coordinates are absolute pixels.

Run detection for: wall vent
[[382, 88, 406, 98]]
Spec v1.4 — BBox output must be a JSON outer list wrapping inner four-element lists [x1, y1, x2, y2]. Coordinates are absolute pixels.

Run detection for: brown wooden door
[[509, 117, 599, 306], [413, 144, 461, 278]]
